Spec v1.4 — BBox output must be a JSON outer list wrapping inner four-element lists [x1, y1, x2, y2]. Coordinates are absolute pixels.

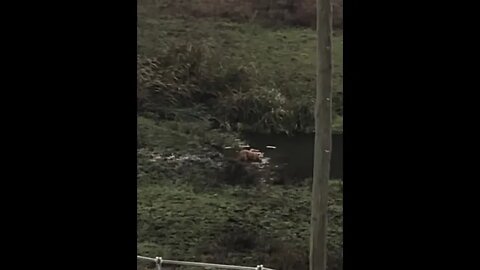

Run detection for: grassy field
[[138, 7, 343, 133], [137, 2, 343, 269], [137, 117, 343, 270], [138, 178, 343, 269], [137, 15, 343, 95], [137, 0, 343, 29]]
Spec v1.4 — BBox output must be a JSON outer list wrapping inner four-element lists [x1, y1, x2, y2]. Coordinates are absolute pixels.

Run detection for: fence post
[[155, 257, 163, 270]]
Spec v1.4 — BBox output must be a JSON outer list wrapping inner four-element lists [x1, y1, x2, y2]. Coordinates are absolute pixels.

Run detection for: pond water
[[231, 132, 343, 180]]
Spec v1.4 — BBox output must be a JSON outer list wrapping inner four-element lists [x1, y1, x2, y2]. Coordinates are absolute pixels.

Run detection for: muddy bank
[[142, 130, 343, 187], [143, 148, 281, 186]]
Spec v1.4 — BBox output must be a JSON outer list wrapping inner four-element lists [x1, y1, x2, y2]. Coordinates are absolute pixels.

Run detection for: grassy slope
[[138, 11, 343, 131], [138, 180, 343, 268], [138, 16, 343, 94], [138, 3, 343, 270], [137, 117, 343, 270]]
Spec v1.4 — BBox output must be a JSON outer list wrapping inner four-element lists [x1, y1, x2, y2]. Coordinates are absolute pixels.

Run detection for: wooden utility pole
[[310, 0, 333, 269]]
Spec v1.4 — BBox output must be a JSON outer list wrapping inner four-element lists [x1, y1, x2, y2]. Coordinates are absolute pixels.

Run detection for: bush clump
[[138, 41, 341, 134]]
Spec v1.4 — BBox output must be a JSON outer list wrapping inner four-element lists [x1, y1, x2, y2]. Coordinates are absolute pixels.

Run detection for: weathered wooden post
[[310, 0, 333, 269]]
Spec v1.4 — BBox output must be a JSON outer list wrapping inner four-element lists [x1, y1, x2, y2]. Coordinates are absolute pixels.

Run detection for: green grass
[[137, 117, 343, 270], [138, 16, 343, 95], [138, 180, 343, 268], [138, 13, 343, 133], [138, 3, 343, 269], [138, 116, 235, 152]]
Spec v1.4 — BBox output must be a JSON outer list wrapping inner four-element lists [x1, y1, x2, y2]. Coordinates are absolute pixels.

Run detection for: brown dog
[[238, 149, 263, 162]]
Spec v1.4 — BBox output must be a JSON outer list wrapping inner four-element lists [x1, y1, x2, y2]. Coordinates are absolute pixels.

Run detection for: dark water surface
[[240, 132, 343, 180]]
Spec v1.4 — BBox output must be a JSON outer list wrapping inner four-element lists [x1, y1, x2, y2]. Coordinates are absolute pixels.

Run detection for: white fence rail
[[137, 255, 275, 270]]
